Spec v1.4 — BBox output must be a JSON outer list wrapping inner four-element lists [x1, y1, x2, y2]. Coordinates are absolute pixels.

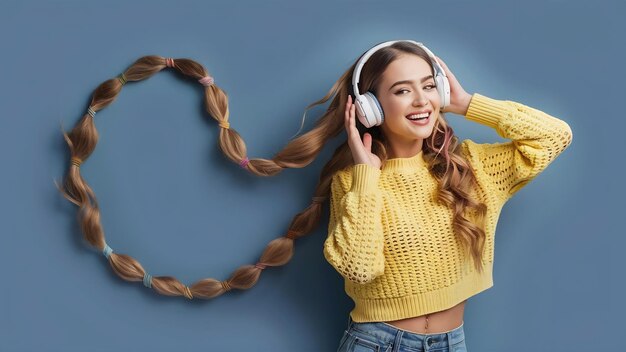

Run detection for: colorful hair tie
[[239, 157, 250, 168], [87, 107, 96, 118], [218, 120, 230, 129], [102, 244, 113, 259], [199, 76, 214, 87], [254, 262, 267, 270], [165, 58, 175, 68], [221, 281, 232, 291], [143, 273, 153, 288], [118, 73, 127, 85], [183, 286, 193, 299], [285, 230, 299, 240], [71, 157, 82, 167]]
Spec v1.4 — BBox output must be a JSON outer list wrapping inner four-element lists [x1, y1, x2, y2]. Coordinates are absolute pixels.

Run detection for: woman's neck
[[386, 139, 424, 159]]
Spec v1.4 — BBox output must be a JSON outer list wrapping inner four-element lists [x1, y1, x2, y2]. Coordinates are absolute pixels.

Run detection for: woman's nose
[[413, 96, 429, 106]]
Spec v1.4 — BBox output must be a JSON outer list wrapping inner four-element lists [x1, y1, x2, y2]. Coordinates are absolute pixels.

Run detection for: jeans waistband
[[347, 315, 465, 350]]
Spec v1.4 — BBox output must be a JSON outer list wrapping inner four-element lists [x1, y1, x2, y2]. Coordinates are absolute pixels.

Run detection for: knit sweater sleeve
[[461, 93, 573, 201], [323, 163, 385, 284]]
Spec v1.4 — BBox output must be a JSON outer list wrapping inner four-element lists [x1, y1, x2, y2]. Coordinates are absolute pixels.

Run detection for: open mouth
[[406, 111, 431, 125]]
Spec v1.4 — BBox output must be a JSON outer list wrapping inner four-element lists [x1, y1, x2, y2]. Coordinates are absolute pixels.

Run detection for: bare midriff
[[382, 300, 467, 334]]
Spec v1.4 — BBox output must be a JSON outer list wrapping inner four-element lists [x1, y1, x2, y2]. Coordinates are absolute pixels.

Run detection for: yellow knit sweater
[[323, 93, 573, 323]]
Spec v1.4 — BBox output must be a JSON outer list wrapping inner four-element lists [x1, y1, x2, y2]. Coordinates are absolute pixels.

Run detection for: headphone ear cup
[[363, 92, 384, 127], [355, 93, 376, 128], [354, 94, 372, 128], [436, 75, 451, 109]]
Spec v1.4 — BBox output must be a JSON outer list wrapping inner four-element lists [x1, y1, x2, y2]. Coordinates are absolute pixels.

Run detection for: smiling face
[[375, 54, 441, 158]]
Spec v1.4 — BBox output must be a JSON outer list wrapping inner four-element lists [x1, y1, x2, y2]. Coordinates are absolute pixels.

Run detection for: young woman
[[56, 40, 572, 352], [321, 40, 573, 351]]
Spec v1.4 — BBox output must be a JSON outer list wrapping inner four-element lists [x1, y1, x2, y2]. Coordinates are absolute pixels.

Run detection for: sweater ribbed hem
[[348, 265, 493, 323], [464, 93, 509, 131], [350, 164, 382, 193]]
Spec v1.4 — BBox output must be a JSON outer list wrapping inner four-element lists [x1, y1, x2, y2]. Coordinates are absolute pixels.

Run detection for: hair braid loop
[[55, 53, 353, 301], [221, 281, 232, 291]]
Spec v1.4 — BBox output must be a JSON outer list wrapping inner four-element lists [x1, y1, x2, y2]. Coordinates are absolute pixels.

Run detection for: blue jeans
[[336, 315, 467, 352]]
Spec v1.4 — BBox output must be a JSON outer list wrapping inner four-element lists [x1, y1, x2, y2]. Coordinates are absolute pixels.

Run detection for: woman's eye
[[395, 85, 436, 95]]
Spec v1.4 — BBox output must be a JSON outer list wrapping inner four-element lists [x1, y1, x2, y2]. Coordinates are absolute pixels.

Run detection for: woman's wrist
[[460, 93, 473, 116]]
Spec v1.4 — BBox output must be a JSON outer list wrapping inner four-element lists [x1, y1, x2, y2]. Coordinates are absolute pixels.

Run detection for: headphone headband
[[351, 40, 451, 128], [352, 40, 446, 96]]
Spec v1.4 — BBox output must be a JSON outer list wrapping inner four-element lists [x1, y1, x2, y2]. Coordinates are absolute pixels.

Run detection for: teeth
[[407, 112, 430, 120]]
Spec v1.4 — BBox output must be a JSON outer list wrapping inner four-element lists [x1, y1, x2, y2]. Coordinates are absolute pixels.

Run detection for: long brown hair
[[307, 41, 488, 273], [365, 42, 489, 273], [56, 44, 486, 300]]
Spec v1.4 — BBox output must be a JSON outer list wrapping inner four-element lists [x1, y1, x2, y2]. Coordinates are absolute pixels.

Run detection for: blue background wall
[[1, 0, 623, 351]]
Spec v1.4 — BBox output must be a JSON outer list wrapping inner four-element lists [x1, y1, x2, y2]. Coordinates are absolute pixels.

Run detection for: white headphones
[[352, 40, 451, 128]]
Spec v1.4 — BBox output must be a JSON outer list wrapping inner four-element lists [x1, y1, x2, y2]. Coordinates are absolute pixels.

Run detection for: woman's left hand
[[434, 55, 473, 116]]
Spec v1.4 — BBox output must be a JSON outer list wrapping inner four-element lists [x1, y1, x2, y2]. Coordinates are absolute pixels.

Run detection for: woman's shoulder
[[459, 138, 479, 162], [330, 163, 376, 190], [459, 138, 513, 162]]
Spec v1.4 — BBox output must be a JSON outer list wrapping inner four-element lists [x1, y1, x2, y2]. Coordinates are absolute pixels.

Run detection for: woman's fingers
[[363, 132, 372, 152], [345, 95, 371, 165], [345, 96, 360, 142], [345, 96, 355, 133], [344, 95, 350, 128], [436, 56, 453, 78], [435, 55, 443, 67], [343, 96, 382, 168]]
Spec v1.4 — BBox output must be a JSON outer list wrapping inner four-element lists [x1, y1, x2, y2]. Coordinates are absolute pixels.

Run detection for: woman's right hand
[[345, 95, 382, 169]]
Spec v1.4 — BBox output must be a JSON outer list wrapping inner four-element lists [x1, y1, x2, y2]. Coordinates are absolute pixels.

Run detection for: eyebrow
[[388, 75, 434, 91]]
